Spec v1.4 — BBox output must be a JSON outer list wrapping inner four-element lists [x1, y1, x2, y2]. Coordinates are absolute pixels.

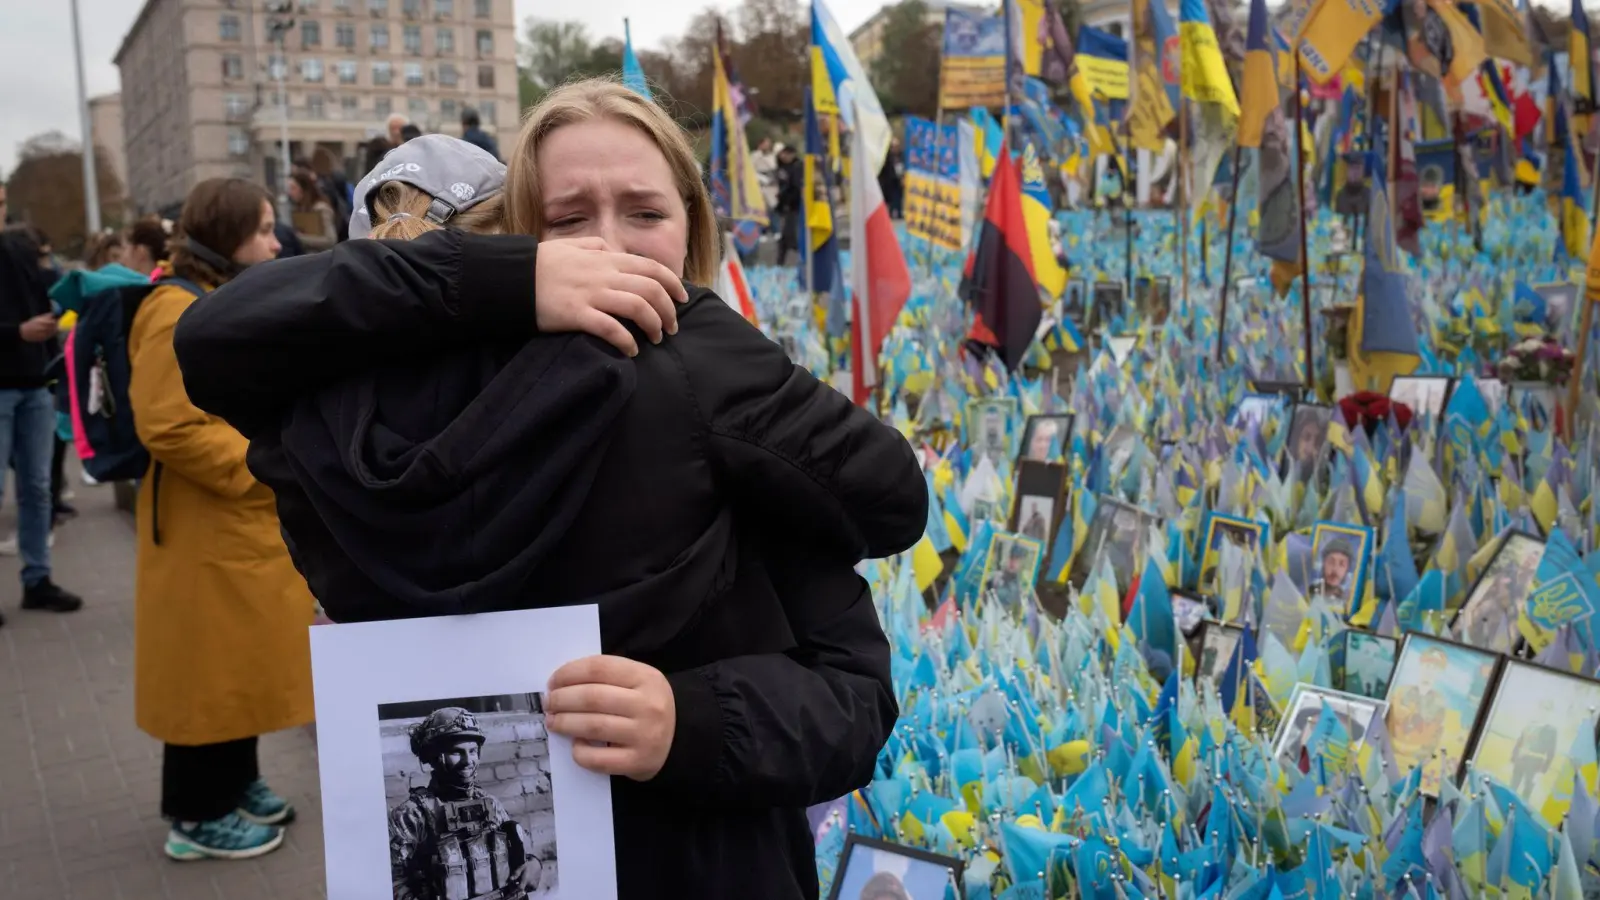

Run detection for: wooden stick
[[1216, 143, 1246, 363], [1293, 51, 1314, 390], [1571, 290, 1595, 441], [1180, 98, 1191, 317]]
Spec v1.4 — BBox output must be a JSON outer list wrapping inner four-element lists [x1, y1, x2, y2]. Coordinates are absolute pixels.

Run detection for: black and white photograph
[[311, 606, 616, 900], [1230, 392, 1283, 433], [1272, 685, 1387, 770], [1064, 278, 1088, 320], [381, 695, 558, 899], [1388, 375, 1455, 423], [981, 532, 1044, 610], [1010, 460, 1068, 549], [1282, 404, 1333, 481], [1019, 414, 1073, 463], [1091, 280, 1126, 330], [965, 398, 1017, 465], [1451, 531, 1545, 654], [1014, 495, 1055, 545], [1066, 497, 1158, 595], [1197, 622, 1245, 685]]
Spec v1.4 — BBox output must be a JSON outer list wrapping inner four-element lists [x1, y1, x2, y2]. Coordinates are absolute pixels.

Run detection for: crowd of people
[[0, 77, 923, 899]]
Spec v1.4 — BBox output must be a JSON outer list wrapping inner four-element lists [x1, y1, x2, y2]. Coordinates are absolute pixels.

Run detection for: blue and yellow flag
[[1179, 0, 1240, 115], [799, 86, 843, 318], [1349, 155, 1421, 393], [1294, 0, 1383, 84], [1573, 0, 1595, 134], [709, 25, 767, 227], [1237, 0, 1278, 148], [621, 18, 650, 100]]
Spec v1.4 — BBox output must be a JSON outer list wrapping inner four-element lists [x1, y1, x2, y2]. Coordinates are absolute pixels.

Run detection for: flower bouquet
[[1338, 391, 1414, 436], [1495, 335, 1576, 386]]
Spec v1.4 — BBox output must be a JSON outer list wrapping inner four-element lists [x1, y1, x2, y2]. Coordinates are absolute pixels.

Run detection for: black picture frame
[[1462, 658, 1600, 823], [1018, 414, 1075, 465], [1066, 496, 1159, 595], [1010, 460, 1069, 550], [1196, 620, 1246, 686], [1090, 280, 1125, 332], [1388, 374, 1457, 425], [1449, 529, 1545, 655], [1384, 631, 1505, 797], [827, 834, 966, 900]]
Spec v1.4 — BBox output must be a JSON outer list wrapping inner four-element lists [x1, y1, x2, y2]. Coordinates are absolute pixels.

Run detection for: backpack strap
[[154, 277, 207, 300]]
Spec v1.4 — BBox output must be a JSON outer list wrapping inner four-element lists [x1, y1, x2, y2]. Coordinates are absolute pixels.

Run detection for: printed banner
[[940, 8, 1007, 110], [905, 116, 964, 252]]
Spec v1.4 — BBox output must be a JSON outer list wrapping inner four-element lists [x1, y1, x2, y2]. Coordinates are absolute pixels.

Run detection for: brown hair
[[367, 181, 506, 241], [125, 215, 168, 264], [505, 76, 718, 285], [290, 170, 325, 211], [83, 230, 125, 270], [169, 178, 273, 287]]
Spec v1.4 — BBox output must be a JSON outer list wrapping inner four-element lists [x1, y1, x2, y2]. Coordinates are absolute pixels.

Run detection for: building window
[[369, 0, 387, 13], [228, 127, 250, 156], [405, 62, 424, 85], [338, 59, 359, 83], [402, 0, 422, 15], [302, 20, 321, 46], [220, 14, 242, 40], [371, 24, 389, 49], [403, 24, 422, 53], [372, 60, 392, 84], [474, 0, 490, 17], [1106, 22, 1124, 39], [375, 96, 393, 117], [308, 95, 326, 118], [225, 93, 250, 118], [436, 0, 454, 15], [336, 22, 356, 47], [435, 27, 454, 53], [341, 95, 360, 112], [267, 54, 287, 80], [409, 97, 427, 118], [440, 98, 457, 120], [475, 29, 492, 55], [301, 58, 324, 81], [438, 62, 457, 86], [479, 100, 496, 127], [222, 53, 244, 79], [334, 0, 351, 10]]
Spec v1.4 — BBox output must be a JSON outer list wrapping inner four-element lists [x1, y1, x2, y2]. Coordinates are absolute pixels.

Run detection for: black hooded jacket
[[173, 230, 928, 899], [0, 228, 57, 389]]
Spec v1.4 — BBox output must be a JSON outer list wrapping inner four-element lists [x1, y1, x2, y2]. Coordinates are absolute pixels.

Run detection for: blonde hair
[[505, 76, 719, 285], [368, 181, 506, 240]]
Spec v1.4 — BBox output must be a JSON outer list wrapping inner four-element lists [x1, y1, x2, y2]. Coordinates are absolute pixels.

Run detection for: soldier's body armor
[[416, 792, 528, 900]]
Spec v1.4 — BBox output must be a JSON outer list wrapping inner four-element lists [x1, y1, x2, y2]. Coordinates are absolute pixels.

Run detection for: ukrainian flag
[[621, 18, 651, 100], [1178, 0, 1239, 116], [1573, 0, 1595, 134], [1020, 142, 1067, 298], [710, 36, 767, 226], [1237, 0, 1277, 148]]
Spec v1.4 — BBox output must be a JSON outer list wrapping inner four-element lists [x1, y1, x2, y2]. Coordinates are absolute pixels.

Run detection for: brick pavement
[[0, 478, 327, 899]]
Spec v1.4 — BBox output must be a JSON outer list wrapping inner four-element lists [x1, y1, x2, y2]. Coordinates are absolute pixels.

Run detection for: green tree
[[520, 19, 595, 94], [869, 0, 941, 118]]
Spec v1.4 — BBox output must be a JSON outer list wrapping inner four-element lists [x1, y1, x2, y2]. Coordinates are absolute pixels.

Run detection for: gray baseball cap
[[349, 134, 506, 240]]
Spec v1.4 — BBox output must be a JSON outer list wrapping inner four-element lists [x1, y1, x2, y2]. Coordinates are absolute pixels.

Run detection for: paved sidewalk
[[0, 480, 326, 899]]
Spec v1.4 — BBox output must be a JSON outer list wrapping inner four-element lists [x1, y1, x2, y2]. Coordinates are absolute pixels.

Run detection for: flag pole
[[1570, 281, 1595, 441], [1293, 50, 1314, 390], [1180, 98, 1191, 314], [1216, 142, 1246, 362]]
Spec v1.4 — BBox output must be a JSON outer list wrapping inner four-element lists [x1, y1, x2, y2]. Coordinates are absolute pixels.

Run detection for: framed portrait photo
[[981, 532, 1045, 611], [1340, 630, 1399, 699], [1309, 521, 1376, 616], [827, 835, 965, 900], [1466, 660, 1600, 825], [1066, 497, 1159, 595], [1532, 281, 1579, 340], [1198, 512, 1269, 596], [1282, 403, 1333, 480], [1064, 278, 1088, 319], [1451, 530, 1545, 654], [1230, 392, 1284, 433], [1090, 280, 1126, 331], [1171, 589, 1213, 637], [1388, 375, 1456, 424], [1251, 380, 1307, 404], [1196, 621, 1246, 686], [1384, 633, 1503, 797], [1011, 461, 1069, 549], [964, 397, 1018, 465], [1273, 684, 1388, 770], [1019, 414, 1074, 464]]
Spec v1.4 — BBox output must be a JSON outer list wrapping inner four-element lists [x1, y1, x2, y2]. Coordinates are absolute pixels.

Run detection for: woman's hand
[[534, 238, 689, 357], [546, 655, 677, 781]]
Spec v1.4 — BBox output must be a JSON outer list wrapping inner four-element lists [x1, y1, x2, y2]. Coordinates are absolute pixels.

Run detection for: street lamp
[[69, 0, 101, 235], [265, 1, 295, 222]]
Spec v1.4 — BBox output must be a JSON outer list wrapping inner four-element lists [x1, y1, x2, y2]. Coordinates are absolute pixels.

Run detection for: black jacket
[[461, 127, 501, 161], [173, 231, 928, 899], [775, 157, 803, 214], [0, 229, 57, 389]]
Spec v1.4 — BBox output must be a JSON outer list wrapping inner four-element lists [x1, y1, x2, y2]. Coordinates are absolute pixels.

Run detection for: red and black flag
[[960, 140, 1040, 371]]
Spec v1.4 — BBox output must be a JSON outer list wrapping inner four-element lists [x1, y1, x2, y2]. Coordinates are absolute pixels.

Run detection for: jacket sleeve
[[174, 230, 539, 438], [128, 289, 258, 499], [674, 292, 928, 561], [648, 548, 895, 809]]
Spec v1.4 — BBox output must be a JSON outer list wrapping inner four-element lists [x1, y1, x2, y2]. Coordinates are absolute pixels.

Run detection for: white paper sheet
[[311, 605, 616, 900]]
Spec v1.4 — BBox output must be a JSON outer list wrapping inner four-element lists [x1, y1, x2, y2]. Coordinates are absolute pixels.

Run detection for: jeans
[[0, 388, 55, 585]]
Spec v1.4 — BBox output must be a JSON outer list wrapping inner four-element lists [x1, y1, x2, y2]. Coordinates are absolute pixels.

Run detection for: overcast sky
[[0, 0, 888, 177]]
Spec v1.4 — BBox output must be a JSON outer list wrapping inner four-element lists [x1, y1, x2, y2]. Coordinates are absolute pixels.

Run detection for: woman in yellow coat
[[129, 177, 314, 862]]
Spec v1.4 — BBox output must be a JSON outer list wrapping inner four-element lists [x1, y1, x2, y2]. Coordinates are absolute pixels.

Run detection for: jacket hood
[[275, 332, 635, 618]]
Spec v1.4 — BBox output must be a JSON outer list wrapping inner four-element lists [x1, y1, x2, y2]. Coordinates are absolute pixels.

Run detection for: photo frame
[[827, 834, 966, 900], [1281, 403, 1333, 481], [1309, 521, 1376, 616], [1196, 621, 1246, 685], [1532, 281, 1579, 340], [1450, 530, 1545, 654], [310, 606, 617, 899], [964, 397, 1018, 464], [1251, 380, 1307, 404], [1465, 660, 1600, 824], [1340, 630, 1399, 699], [1384, 632, 1503, 797], [1171, 589, 1213, 637], [1198, 511, 1269, 596], [1066, 496, 1159, 595], [980, 532, 1045, 611], [1018, 414, 1074, 464], [1388, 375, 1456, 424], [1272, 684, 1388, 769], [1064, 278, 1088, 319], [1010, 460, 1069, 549], [1230, 392, 1284, 433], [1090, 280, 1125, 331]]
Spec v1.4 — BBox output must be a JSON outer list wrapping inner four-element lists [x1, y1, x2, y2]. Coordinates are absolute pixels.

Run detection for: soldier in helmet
[[389, 708, 541, 900], [1308, 537, 1355, 605]]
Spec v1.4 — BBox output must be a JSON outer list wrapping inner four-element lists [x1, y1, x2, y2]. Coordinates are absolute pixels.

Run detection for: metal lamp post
[[69, 0, 101, 235], [265, 1, 295, 222]]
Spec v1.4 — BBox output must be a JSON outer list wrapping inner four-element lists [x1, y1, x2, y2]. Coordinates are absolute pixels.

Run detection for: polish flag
[[848, 100, 912, 407], [715, 231, 758, 324]]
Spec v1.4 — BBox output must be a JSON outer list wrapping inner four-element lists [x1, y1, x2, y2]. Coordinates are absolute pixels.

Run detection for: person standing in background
[[387, 113, 411, 147], [877, 137, 904, 220], [460, 108, 500, 160], [123, 216, 170, 276], [774, 143, 802, 266], [127, 177, 313, 861], [752, 137, 778, 222], [287, 171, 337, 252], [0, 225, 83, 626]]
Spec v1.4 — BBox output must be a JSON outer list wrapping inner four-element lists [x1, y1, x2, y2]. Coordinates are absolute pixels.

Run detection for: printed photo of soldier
[[379, 695, 559, 899]]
